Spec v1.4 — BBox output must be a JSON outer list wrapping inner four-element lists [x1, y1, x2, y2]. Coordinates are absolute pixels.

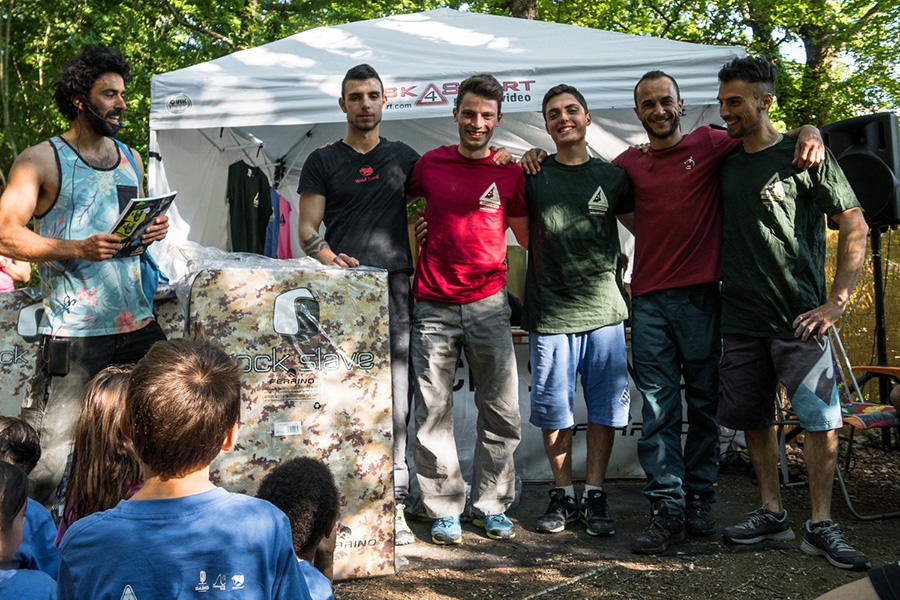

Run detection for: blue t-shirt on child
[[57, 487, 310, 600]]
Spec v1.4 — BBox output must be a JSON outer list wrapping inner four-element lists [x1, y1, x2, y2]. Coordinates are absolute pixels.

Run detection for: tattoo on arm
[[302, 233, 330, 258]]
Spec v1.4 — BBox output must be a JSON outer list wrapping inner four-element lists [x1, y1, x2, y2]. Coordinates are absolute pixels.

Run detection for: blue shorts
[[717, 333, 842, 431], [528, 323, 630, 430]]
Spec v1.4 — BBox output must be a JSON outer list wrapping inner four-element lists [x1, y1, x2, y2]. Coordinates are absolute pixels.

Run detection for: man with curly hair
[[0, 45, 169, 506]]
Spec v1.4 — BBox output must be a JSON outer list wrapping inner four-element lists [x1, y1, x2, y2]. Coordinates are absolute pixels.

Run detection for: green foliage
[[0, 0, 896, 174]]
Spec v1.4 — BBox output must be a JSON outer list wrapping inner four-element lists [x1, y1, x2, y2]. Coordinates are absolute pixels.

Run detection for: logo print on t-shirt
[[761, 173, 786, 205], [231, 573, 246, 590], [195, 570, 210, 592], [212, 574, 227, 590], [120, 585, 139, 600], [684, 156, 696, 170], [588, 185, 609, 216], [355, 165, 380, 184], [479, 182, 502, 213]]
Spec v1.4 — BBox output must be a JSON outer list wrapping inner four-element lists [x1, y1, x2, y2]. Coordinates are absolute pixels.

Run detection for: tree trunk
[[508, 0, 538, 19]]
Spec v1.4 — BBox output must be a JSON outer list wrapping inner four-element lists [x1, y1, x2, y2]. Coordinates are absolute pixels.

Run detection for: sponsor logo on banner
[[165, 94, 193, 114], [385, 78, 537, 110]]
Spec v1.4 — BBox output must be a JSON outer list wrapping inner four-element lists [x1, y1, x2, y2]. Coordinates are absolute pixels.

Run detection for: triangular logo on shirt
[[120, 585, 139, 600], [479, 182, 501, 212], [761, 173, 786, 204], [588, 185, 609, 216]]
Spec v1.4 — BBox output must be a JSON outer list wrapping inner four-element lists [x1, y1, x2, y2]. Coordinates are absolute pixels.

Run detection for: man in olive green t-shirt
[[715, 56, 870, 572]]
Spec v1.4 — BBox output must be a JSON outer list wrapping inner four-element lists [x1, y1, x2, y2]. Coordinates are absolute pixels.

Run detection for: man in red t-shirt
[[407, 74, 528, 546]]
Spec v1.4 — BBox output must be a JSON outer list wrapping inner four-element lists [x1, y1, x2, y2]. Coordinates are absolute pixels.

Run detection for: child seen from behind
[[257, 457, 340, 600], [56, 337, 311, 600], [0, 416, 58, 578]]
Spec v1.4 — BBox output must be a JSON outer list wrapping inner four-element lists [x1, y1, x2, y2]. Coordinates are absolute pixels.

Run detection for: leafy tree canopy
[[0, 0, 897, 174]]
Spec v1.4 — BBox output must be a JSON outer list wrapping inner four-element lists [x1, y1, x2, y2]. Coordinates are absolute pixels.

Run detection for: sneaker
[[535, 488, 578, 533], [685, 494, 716, 537], [431, 515, 462, 545], [632, 503, 685, 554], [580, 489, 615, 537], [394, 504, 415, 546], [473, 513, 516, 540], [801, 520, 871, 571], [723, 506, 795, 544]]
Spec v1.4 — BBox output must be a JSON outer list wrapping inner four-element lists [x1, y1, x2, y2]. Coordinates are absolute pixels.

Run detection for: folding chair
[[773, 327, 900, 520], [830, 326, 900, 521]]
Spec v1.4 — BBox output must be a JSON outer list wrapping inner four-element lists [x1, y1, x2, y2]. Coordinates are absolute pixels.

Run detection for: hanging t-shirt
[[408, 144, 527, 304], [226, 161, 273, 254], [298, 138, 418, 274], [264, 187, 281, 258], [277, 195, 293, 259]]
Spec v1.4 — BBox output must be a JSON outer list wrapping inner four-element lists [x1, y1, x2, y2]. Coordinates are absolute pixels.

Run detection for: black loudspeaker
[[822, 112, 900, 228]]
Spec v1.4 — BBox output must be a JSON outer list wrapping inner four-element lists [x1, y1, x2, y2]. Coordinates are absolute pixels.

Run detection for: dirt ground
[[335, 432, 900, 600]]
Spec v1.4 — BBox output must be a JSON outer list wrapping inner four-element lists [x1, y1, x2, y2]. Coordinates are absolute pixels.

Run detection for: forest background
[[1, 0, 898, 391]]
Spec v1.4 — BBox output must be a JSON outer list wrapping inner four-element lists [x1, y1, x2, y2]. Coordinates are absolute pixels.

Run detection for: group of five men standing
[[297, 56, 870, 571], [0, 43, 870, 573]]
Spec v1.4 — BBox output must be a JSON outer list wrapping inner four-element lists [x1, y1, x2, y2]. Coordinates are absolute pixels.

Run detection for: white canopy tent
[[148, 8, 744, 277]]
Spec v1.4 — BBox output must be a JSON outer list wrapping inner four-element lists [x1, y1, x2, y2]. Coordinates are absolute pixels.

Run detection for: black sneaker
[[535, 488, 578, 533], [632, 503, 685, 554], [580, 489, 615, 536], [723, 506, 795, 544], [801, 520, 871, 571], [685, 494, 716, 537]]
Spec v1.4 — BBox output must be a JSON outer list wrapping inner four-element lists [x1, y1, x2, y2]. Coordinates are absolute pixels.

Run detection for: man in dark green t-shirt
[[522, 84, 635, 538], [715, 56, 870, 571]]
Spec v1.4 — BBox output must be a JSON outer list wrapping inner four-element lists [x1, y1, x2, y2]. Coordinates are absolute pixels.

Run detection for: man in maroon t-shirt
[[407, 74, 528, 546]]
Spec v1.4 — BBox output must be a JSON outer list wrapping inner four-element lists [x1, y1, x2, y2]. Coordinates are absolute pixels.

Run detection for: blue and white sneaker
[[431, 515, 462, 545], [473, 513, 516, 540]]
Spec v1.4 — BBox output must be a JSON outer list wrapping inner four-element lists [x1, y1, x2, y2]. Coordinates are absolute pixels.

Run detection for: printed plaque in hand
[[108, 191, 177, 258]]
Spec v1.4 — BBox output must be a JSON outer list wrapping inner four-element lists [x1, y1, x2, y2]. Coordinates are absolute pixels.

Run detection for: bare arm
[[0, 144, 123, 262], [792, 207, 868, 341], [298, 191, 359, 268], [617, 211, 635, 235], [787, 125, 825, 169], [506, 215, 529, 249]]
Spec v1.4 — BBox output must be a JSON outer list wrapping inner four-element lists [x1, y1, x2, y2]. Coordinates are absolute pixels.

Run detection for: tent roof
[[150, 9, 743, 131]]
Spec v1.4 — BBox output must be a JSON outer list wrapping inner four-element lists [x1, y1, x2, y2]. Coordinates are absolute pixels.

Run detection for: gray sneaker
[[723, 506, 795, 544], [801, 520, 871, 571], [394, 504, 415, 546], [535, 488, 578, 533]]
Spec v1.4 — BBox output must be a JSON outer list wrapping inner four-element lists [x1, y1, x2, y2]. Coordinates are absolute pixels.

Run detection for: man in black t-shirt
[[297, 63, 419, 546]]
